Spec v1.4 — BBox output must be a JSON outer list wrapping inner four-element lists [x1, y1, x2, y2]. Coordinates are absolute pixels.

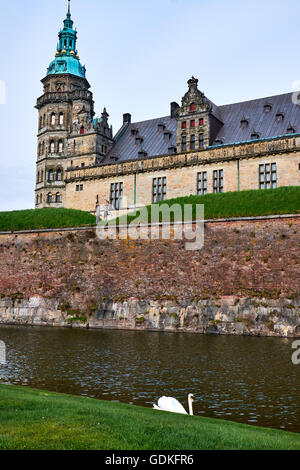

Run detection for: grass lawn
[[0, 208, 96, 232], [112, 186, 300, 225], [0, 385, 299, 450]]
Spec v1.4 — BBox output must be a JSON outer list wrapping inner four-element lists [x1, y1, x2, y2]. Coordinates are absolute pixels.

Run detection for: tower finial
[[67, 0, 71, 17]]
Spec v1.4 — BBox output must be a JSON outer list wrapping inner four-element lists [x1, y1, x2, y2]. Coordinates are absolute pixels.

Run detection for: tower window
[[199, 133, 204, 149], [190, 134, 196, 150], [197, 172, 207, 195], [48, 169, 54, 182], [110, 182, 123, 210], [56, 169, 62, 181], [59, 113, 64, 125], [153, 177, 167, 203], [50, 141, 55, 153], [58, 140, 63, 153], [190, 103, 196, 111], [259, 163, 277, 190], [51, 113, 56, 126], [182, 136, 187, 152], [213, 170, 224, 193]]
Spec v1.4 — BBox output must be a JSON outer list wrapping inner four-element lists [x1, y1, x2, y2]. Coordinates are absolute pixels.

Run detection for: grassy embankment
[[0, 208, 96, 232], [0, 385, 299, 450], [112, 186, 300, 225]]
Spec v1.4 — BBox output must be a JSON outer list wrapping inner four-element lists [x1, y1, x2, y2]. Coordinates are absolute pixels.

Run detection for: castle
[[35, 2, 300, 215]]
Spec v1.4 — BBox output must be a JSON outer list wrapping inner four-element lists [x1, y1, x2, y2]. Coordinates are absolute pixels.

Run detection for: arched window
[[47, 193, 52, 203], [38, 143, 42, 156], [55, 193, 61, 203], [41, 170, 44, 182], [80, 126, 85, 134], [43, 114, 46, 126], [59, 113, 64, 125], [42, 141, 45, 154], [39, 116, 42, 129], [73, 140, 76, 153], [58, 140, 63, 153], [56, 169, 62, 181], [37, 171, 40, 183], [36, 195, 39, 205], [51, 113, 56, 126], [50, 141, 55, 154], [40, 194, 43, 204], [48, 169, 54, 182]]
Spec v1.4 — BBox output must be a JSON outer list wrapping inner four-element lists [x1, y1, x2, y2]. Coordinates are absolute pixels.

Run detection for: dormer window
[[164, 131, 172, 140], [287, 126, 296, 134], [264, 104, 272, 113], [276, 113, 284, 122], [135, 136, 144, 145], [158, 123, 166, 131], [138, 150, 147, 158], [182, 121, 187, 129], [190, 103, 196, 112], [168, 146, 177, 154], [251, 132, 260, 140], [131, 129, 139, 136], [214, 139, 223, 145], [240, 119, 249, 128]]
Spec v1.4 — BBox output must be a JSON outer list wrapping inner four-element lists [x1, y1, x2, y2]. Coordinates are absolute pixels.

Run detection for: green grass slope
[[113, 186, 300, 225], [0, 385, 299, 450], [0, 208, 96, 232]]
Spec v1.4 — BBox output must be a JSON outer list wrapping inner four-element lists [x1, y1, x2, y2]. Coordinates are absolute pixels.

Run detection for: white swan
[[153, 394, 195, 415]]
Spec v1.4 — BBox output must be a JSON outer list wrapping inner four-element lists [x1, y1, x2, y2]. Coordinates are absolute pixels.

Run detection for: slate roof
[[104, 91, 300, 164]]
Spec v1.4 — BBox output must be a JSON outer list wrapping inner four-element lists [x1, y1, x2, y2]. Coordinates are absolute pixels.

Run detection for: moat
[[0, 325, 299, 433]]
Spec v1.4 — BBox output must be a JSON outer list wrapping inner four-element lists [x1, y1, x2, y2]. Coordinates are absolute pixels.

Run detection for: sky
[[0, 0, 300, 211]]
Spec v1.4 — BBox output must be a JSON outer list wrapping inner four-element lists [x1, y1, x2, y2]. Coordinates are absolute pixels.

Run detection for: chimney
[[123, 113, 131, 125], [170, 102, 179, 118]]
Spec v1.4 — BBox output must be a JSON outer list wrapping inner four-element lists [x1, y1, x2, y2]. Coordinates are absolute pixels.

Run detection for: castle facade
[[35, 3, 300, 215]]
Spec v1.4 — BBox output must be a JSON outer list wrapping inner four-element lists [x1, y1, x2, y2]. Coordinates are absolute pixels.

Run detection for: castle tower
[[35, 1, 113, 208]]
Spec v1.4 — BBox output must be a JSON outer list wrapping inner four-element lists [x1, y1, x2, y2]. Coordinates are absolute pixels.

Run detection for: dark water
[[0, 325, 299, 433]]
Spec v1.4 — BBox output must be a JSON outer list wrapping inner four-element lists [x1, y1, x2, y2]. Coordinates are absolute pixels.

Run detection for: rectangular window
[[153, 177, 167, 203], [191, 120, 195, 128], [199, 118, 204, 126], [182, 136, 187, 152], [197, 172, 207, 195], [110, 182, 123, 210], [190, 135, 196, 150], [259, 163, 277, 189], [213, 170, 224, 193], [199, 133, 204, 149], [182, 121, 187, 129]]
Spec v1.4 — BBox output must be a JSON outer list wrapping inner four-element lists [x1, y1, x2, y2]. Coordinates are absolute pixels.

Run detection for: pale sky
[[0, 0, 299, 211]]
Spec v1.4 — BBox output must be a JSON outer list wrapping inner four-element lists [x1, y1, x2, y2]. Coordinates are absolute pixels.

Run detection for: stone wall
[[0, 216, 299, 337]]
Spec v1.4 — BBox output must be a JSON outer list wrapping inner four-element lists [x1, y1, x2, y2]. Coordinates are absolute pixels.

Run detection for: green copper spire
[[47, 0, 86, 79]]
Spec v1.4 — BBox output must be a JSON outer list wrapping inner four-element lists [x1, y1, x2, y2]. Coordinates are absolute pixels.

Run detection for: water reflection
[[0, 325, 299, 432]]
